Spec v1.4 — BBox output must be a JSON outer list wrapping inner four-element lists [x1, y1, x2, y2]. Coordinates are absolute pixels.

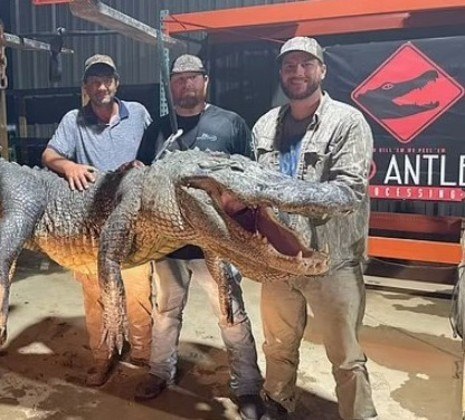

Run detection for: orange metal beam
[[206, 13, 411, 43], [33, 0, 71, 4], [369, 212, 462, 236], [368, 237, 462, 264], [166, 0, 465, 35]]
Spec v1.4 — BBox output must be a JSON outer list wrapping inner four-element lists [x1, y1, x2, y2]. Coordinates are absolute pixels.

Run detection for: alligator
[[0, 149, 355, 354], [354, 69, 440, 119]]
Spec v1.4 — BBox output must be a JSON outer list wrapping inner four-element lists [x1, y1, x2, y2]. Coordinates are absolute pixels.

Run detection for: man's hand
[[116, 160, 145, 172], [62, 161, 97, 191]]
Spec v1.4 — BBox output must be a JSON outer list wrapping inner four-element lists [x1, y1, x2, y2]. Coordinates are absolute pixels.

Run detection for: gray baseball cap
[[277, 37, 324, 64], [83, 54, 118, 78], [170, 54, 206, 76]]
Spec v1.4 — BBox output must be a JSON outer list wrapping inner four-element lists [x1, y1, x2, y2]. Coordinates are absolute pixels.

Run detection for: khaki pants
[[261, 263, 377, 419], [149, 258, 263, 395], [76, 263, 153, 362]]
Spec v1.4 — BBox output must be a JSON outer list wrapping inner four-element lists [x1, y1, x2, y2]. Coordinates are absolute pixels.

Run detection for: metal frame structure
[[165, 0, 465, 40], [34, 0, 182, 48], [0, 20, 74, 159]]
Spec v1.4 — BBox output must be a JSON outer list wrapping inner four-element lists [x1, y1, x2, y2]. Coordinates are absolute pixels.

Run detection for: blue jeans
[[149, 257, 263, 396]]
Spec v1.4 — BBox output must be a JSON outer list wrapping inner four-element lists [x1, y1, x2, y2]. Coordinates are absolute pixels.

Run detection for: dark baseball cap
[[170, 54, 206, 76], [277, 37, 325, 64], [83, 54, 118, 79]]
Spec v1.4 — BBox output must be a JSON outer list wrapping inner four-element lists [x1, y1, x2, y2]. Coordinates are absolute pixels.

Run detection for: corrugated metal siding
[[9, 0, 294, 90], [11, 0, 159, 88]]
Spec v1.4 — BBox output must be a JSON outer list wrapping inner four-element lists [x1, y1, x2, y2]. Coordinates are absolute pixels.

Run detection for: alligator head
[[355, 69, 440, 119], [141, 150, 357, 282]]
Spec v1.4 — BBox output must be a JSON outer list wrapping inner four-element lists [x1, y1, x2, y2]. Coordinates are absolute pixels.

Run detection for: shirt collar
[[80, 97, 128, 124], [278, 92, 330, 129]]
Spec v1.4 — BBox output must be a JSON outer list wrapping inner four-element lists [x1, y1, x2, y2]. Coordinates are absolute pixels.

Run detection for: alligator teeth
[[262, 235, 268, 244], [322, 243, 330, 254], [296, 250, 303, 260]]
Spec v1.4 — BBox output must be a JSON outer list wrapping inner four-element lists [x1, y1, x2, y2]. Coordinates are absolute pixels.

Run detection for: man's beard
[[175, 92, 203, 109], [280, 79, 320, 100]]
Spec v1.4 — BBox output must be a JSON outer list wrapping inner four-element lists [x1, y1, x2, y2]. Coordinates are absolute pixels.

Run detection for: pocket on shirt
[[302, 151, 332, 182]]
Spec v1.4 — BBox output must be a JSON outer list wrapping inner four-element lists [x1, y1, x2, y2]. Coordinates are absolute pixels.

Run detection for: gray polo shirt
[[47, 98, 152, 171]]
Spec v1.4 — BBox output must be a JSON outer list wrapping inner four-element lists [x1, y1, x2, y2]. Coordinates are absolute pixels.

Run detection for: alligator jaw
[[215, 189, 329, 277]]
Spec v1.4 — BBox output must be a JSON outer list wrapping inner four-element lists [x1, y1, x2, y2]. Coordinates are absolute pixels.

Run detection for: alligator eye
[[382, 83, 393, 90]]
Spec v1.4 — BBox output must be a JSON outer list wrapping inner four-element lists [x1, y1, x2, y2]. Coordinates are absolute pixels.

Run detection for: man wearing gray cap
[[135, 54, 264, 420], [252, 37, 378, 419], [42, 54, 153, 386]]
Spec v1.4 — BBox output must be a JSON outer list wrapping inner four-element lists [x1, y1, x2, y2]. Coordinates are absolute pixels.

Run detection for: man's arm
[[42, 147, 96, 191], [328, 112, 373, 206], [233, 116, 253, 158]]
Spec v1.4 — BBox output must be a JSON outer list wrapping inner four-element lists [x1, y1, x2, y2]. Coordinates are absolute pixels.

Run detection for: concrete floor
[[0, 251, 462, 420]]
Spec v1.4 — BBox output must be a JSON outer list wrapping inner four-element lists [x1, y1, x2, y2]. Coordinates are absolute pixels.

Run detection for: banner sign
[[325, 37, 465, 202]]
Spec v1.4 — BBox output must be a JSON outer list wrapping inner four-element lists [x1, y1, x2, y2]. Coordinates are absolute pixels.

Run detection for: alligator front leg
[[98, 202, 138, 355], [204, 252, 233, 326]]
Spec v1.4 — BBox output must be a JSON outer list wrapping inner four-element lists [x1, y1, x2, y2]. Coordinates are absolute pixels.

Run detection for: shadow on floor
[[0, 316, 339, 419]]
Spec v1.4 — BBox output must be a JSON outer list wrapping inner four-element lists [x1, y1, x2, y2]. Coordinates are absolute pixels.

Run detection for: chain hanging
[[0, 23, 8, 90]]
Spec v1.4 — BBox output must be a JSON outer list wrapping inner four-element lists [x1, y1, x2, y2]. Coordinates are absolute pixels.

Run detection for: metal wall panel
[[9, 0, 293, 90], [11, 0, 161, 88]]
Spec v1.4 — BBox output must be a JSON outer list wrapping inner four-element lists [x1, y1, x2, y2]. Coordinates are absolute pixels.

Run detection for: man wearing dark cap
[[135, 54, 264, 420], [42, 54, 153, 386], [252, 37, 378, 419]]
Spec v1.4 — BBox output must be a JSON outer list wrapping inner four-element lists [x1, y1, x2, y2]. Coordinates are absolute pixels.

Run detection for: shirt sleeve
[[328, 112, 374, 206], [137, 121, 160, 165], [233, 115, 253, 158], [141, 105, 153, 129], [46, 111, 78, 160]]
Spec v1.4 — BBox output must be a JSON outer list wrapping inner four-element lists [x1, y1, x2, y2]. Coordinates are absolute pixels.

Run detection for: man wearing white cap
[[135, 54, 264, 420], [42, 54, 153, 386], [252, 37, 378, 419]]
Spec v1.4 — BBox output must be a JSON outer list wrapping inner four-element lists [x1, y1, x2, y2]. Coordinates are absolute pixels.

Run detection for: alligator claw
[[100, 282, 129, 355], [0, 325, 7, 346]]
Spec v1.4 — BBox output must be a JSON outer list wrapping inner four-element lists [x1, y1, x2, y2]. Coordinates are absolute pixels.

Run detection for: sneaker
[[85, 358, 115, 387], [261, 395, 288, 420], [235, 394, 265, 420], [134, 373, 167, 401]]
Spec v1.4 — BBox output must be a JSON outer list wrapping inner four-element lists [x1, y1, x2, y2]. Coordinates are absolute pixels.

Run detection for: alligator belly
[[33, 236, 99, 275]]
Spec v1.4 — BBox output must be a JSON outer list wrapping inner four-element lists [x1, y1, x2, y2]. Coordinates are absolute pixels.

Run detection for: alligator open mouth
[[181, 164, 330, 277], [220, 191, 315, 259]]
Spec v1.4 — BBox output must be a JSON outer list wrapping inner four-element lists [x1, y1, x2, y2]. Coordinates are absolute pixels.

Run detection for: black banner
[[325, 37, 465, 202]]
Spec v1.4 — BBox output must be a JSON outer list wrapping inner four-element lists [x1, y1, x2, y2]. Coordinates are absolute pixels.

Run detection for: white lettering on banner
[[460, 156, 465, 186], [404, 154, 420, 185], [440, 155, 456, 186], [384, 156, 402, 184], [369, 185, 465, 201], [423, 155, 438, 185], [381, 154, 465, 186]]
